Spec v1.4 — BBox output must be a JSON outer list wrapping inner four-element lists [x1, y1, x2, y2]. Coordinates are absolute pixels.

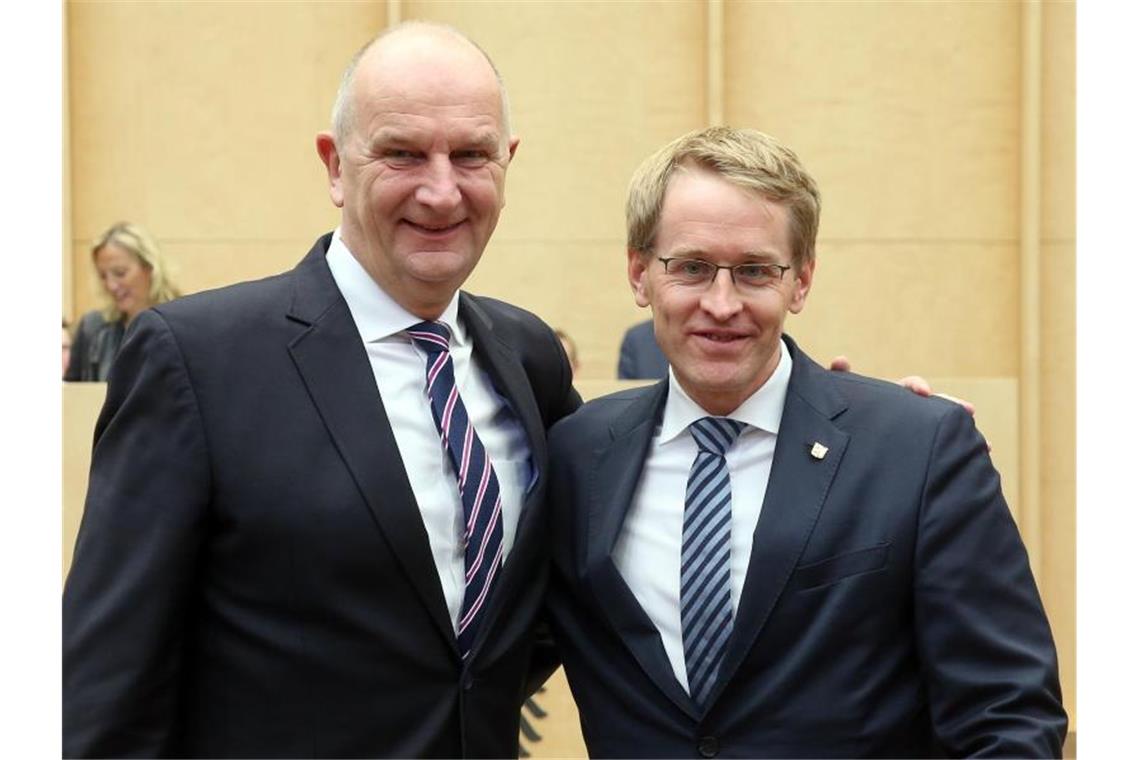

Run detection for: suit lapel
[[285, 237, 457, 654], [585, 382, 702, 721], [710, 337, 850, 702], [454, 294, 549, 661]]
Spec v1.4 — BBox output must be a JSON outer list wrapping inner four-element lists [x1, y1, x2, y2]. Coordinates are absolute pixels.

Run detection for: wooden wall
[[64, 0, 1076, 748]]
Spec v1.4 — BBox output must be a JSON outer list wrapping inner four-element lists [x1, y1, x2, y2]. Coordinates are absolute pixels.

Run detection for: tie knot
[[407, 320, 452, 356], [690, 416, 745, 455]]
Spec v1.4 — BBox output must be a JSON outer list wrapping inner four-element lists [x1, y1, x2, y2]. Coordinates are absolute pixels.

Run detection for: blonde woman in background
[[64, 222, 181, 381]]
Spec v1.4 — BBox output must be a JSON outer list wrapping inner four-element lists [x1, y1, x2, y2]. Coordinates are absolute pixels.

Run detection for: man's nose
[[414, 155, 461, 211], [700, 268, 744, 321]]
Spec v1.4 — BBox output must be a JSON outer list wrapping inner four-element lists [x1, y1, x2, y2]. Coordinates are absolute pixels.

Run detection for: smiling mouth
[[404, 220, 464, 235], [694, 331, 747, 343]]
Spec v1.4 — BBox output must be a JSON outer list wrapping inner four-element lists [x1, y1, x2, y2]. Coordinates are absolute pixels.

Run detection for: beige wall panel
[[69, 240, 97, 321], [1041, 239, 1075, 724], [790, 242, 1019, 379], [522, 667, 587, 759], [63, 383, 106, 579], [1042, 1, 1076, 243], [465, 240, 644, 381], [159, 238, 326, 300], [403, 0, 707, 245], [724, 1, 1019, 243], [67, 1, 370, 276]]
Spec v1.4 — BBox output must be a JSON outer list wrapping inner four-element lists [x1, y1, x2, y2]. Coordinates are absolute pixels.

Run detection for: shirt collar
[[659, 336, 792, 444], [325, 228, 465, 346]]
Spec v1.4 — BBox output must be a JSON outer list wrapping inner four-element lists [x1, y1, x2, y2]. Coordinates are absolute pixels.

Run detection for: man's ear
[[788, 258, 815, 314], [507, 135, 520, 163], [315, 132, 345, 208], [628, 248, 651, 308]]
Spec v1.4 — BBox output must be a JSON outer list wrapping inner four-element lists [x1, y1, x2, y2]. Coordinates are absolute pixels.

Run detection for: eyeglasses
[[657, 257, 792, 289]]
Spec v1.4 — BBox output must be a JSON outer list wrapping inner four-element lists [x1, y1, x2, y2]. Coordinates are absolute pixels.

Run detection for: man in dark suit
[[545, 127, 1067, 757], [618, 318, 669, 379], [63, 22, 579, 758]]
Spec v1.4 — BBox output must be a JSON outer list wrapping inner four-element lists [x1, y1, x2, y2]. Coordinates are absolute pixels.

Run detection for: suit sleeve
[[63, 310, 211, 758], [531, 319, 582, 428], [64, 320, 85, 381], [914, 405, 1067, 758], [617, 329, 635, 380], [64, 312, 98, 382], [519, 320, 581, 696]]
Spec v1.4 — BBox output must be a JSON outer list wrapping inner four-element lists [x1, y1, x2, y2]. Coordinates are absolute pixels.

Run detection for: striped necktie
[[407, 320, 504, 659], [682, 416, 746, 706]]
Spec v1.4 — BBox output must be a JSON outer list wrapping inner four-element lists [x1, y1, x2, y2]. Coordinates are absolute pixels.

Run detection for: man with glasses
[[63, 20, 977, 758], [544, 126, 1067, 757]]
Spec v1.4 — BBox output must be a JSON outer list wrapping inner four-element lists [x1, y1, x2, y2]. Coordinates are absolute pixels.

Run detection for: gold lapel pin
[[810, 442, 828, 460]]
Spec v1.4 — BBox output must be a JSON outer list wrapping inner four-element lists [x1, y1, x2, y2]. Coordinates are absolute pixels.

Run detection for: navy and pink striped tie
[[408, 320, 504, 659]]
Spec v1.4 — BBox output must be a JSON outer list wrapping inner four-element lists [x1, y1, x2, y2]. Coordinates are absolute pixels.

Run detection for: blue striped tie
[[407, 321, 504, 659], [682, 416, 746, 706]]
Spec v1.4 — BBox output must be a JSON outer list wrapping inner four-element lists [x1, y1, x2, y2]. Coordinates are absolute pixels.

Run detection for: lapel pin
[[810, 442, 828, 460]]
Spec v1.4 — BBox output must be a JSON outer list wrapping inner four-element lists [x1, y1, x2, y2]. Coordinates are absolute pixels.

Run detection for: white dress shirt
[[612, 338, 792, 693], [325, 230, 531, 633]]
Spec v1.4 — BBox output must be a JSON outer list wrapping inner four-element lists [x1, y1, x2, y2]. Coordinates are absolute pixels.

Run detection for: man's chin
[[404, 249, 480, 280]]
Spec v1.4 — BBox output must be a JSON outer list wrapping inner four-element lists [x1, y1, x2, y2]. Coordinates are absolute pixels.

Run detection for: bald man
[[63, 23, 579, 758]]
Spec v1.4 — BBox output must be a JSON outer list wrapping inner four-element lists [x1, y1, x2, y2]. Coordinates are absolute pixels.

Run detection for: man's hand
[[829, 355, 977, 417]]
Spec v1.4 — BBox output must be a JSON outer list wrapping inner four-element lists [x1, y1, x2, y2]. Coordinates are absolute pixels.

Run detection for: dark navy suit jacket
[[63, 234, 581, 758], [547, 335, 1066, 758], [617, 318, 669, 379]]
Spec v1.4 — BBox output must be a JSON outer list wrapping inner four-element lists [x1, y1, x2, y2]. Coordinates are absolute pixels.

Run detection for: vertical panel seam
[[1020, 0, 1043, 576], [706, 0, 723, 126], [63, 2, 74, 322]]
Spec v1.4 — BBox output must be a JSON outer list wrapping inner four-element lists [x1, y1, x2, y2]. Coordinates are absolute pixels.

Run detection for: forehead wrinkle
[[359, 94, 504, 141], [365, 123, 504, 155]]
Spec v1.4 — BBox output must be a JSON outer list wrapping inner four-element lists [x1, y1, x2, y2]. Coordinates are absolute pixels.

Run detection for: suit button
[[698, 736, 719, 757], [463, 675, 475, 691]]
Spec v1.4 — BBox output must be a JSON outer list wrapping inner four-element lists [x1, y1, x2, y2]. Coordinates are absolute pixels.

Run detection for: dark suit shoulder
[[824, 368, 965, 430], [153, 269, 295, 331], [76, 308, 111, 332], [549, 384, 659, 449], [463, 293, 554, 340], [461, 292, 582, 428], [622, 319, 655, 344]]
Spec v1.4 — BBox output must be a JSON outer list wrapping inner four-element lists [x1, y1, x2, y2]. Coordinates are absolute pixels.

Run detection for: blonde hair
[[91, 222, 181, 322], [626, 126, 821, 271]]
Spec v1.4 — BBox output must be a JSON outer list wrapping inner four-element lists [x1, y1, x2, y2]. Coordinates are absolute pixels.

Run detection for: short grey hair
[[330, 21, 512, 148]]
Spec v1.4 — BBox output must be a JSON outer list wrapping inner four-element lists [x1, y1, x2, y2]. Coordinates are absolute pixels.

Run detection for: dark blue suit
[[63, 234, 580, 758], [617, 319, 669, 379], [546, 335, 1066, 758]]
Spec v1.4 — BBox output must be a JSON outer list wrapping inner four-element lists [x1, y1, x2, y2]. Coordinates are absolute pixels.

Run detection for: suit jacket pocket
[[793, 543, 891, 590]]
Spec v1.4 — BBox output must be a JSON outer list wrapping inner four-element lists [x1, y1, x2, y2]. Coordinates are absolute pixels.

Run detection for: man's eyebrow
[[461, 131, 503, 152], [667, 246, 784, 261], [370, 128, 419, 145]]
